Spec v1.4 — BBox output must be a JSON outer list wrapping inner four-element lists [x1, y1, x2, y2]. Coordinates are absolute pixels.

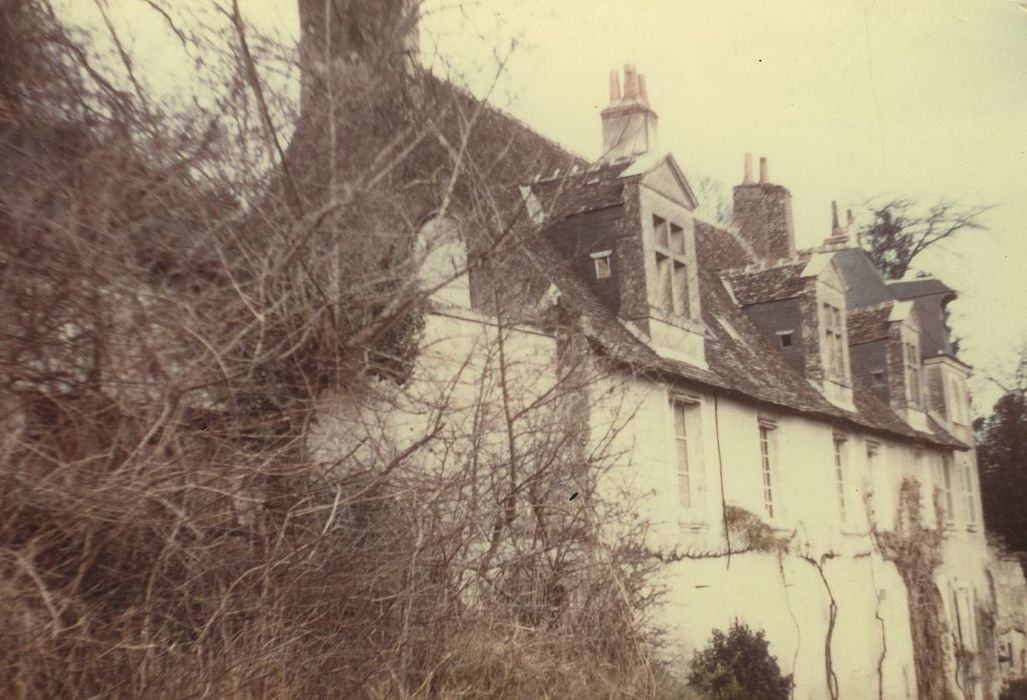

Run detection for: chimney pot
[[759, 157, 768, 184], [623, 64, 640, 100], [743, 153, 754, 185], [846, 209, 854, 226], [832, 201, 840, 229], [599, 64, 658, 162], [609, 69, 621, 104]]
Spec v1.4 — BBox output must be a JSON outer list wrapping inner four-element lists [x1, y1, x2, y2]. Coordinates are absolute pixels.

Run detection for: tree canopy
[[976, 353, 1027, 554]]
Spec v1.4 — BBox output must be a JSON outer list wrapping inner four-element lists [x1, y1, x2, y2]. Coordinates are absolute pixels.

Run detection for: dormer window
[[591, 250, 612, 279], [906, 339, 922, 408], [651, 215, 690, 318], [822, 302, 847, 381], [947, 374, 968, 425]]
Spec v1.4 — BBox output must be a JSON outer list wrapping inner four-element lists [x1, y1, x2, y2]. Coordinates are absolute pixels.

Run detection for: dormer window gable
[[611, 153, 706, 369], [885, 302, 929, 431], [800, 254, 854, 409]]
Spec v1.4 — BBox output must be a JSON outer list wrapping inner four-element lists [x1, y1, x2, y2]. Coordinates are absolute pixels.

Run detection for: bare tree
[[855, 197, 992, 280]]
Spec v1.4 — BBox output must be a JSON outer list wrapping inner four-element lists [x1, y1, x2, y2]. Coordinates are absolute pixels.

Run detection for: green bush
[[686, 621, 792, 700]]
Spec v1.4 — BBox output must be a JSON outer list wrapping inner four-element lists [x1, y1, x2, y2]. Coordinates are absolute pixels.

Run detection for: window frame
[[905, 340, 922, 408], [941, 453, 956, 527], [758, 419, 778, 521], [649, 215, 691, 319], [669, 394, 705, 521], [961, 456, 978, 530], [833, 435, 849, 525], [821, 301, 847, 381]]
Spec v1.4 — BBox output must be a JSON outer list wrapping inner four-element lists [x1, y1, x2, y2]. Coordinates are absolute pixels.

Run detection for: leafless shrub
[[0, 1, 671, 697]]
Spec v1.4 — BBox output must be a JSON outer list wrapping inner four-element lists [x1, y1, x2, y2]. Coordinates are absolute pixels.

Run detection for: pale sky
[[59, 0, 1027, 413]]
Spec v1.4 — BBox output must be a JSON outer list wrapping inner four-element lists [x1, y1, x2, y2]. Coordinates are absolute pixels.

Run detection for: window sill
[[840, 527, 870, 538], [679, 520, 710, 533], [966, 524, 979, 533]]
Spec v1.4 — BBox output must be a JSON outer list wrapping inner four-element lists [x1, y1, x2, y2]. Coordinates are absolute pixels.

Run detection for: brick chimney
[[600, 64, 659, 162], [732, 153, 796, 263], [298, 0, 419, 113]]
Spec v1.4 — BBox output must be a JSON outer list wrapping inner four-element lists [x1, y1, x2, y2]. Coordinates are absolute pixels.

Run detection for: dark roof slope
[[888, 278, 956, 301], [526, 217, 964, 449], [721, 262, 808, 306], [848, 303, 894, 344], [530, 160, 631, 218]]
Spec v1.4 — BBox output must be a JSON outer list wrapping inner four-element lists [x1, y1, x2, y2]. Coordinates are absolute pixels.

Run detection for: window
[[654, 216, 670, 247], [593, 255, 611, 279], [650, 215, 691, 318], [961, 457, 978, 528], [669, 223, 685, 254], [913, 449, 928, 515], [656, 253, 673, 310], [952, 587, 978, 652], [948, 375, 968, 425], [866, 442, 879, 494], [906, 341, 922, 408], [672, 400, 693, 508], [834, 436, 848, 523], [822, 302, 846, 380], [941, 454, 956, 525], [670, 396, 703, 515], [673, 261, 688, 316], [777, 330, 793, 348], [871, 370, 885, 386], [759, 422, 777, 519]]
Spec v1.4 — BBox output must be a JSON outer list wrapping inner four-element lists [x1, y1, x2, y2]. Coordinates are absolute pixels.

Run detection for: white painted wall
[[594, 368, 994, 699], [312, 302, 995, 699]]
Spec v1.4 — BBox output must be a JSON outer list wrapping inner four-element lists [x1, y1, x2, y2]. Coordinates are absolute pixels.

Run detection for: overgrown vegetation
[[686, 621, 792, 700], [870, 478, 950, 700], [0, 1, 669, 697]]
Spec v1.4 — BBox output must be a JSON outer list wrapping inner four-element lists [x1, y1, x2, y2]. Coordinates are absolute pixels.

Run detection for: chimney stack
[[824, 200, 851, 247], [743, 153, 754, 185], [609, 70, 622, 103], [733, 153, 796, 263], [298, 0, 419, 113], [600, 64, 659, 162]]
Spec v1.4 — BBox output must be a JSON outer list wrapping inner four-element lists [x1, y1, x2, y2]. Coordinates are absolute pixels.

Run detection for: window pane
[[673, 261, 688, 316], [670, 223, 685, 254], [654, 216, 668, 247], [942, 455, 955, 520], [658, 256, 673, 311], [834, 439, 847, 522], [963, 460, 977, 524], [673, 403, 691, 508], [760, 427, 774, 518]]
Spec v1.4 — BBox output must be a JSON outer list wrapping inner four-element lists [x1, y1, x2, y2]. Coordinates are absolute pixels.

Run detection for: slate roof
[[521, 209, 964, 450], [847, 304, 894, 344], [529, 160, 632, 218], [720, 262, 808, 306], [888, 278, 956, 302]]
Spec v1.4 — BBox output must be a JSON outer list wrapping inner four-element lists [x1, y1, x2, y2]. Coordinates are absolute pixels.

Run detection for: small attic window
[[591, 250, 612, 279], [776, 330, 794, 348]]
